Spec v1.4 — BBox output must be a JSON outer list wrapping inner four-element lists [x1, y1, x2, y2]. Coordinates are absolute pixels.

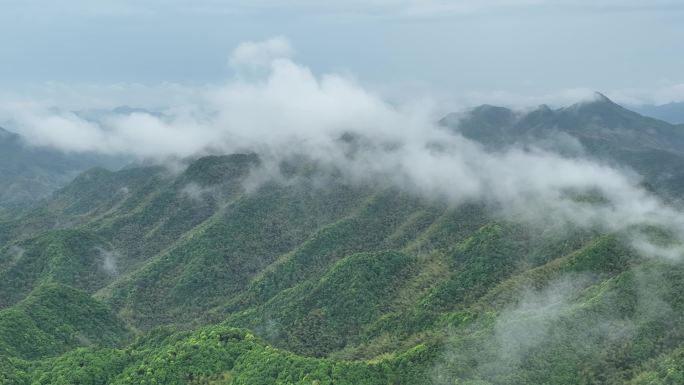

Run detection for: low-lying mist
[[3, 37, 684, 261]]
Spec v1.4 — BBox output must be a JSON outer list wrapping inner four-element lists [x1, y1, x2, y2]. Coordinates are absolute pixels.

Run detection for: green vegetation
[[7, 325, 434, 385], [0, 229, 112, 307], [2, 140, 684, 384], [0, 283, 129, 360]]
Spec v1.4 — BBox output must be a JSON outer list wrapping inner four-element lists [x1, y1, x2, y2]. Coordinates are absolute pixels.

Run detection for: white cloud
[[229, 36, 294, 71], [4, 37, 684, 260], [97, 247, 121, 276]]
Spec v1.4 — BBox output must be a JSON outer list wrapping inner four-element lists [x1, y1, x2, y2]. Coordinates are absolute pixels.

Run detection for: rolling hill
[[1, 98, 684, 384]]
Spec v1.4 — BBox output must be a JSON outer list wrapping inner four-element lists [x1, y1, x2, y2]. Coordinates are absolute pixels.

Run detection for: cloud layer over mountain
[[3, 38, 684, 260]]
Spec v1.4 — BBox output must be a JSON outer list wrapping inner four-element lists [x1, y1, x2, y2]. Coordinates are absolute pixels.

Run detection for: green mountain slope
[[7, 324, 435, 385], [3, 101, 684, 383], [0, 229, 114, 308], [0, 283, 130, 360]]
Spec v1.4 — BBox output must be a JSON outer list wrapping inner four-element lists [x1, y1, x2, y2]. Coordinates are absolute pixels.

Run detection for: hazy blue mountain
[[633, 101, 684, 125], [441, 93, 684, 195], [75, 105, 165, 122], [0, 126, 127, 207]]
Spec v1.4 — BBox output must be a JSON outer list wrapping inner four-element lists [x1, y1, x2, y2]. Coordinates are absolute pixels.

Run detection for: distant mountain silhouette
[[0, 126, 126, 206], [633, 101, 684, 125], [441, 93, 684, 195]]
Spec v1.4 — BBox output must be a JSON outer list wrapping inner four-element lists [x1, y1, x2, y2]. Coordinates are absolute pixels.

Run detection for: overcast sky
[[1, 0, 683, 107]]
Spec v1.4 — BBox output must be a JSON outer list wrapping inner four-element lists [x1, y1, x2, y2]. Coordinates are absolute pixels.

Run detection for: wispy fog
[[3, 37, 684, 260], [97, 247, 121, 276]]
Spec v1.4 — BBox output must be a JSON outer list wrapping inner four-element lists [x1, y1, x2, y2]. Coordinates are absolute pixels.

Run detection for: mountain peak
[[468, 104, 516, 123], [563, 91, 625, 116], [471, 104, 513, 114], [591, 91, 612, 103]]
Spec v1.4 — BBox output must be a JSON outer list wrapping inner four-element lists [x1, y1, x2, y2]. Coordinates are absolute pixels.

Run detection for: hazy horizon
[[1, 0, 683, 111]]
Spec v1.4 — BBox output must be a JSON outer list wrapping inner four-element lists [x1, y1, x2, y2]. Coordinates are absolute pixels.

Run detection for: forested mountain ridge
[[0, 126, 126, 207], [440, 93, 684, 195], [2, 100, 684, 384]]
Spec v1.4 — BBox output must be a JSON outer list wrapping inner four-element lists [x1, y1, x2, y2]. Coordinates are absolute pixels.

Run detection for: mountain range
[[633, 101, 684, 125], [1, 95, 684, 384], [0, 126, 126, 207], [441, 93, 684, 196]]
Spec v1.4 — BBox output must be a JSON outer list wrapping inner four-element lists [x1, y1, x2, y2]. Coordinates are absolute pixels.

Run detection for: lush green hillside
[[5, 324, 435, 385], [0, 229, 113, 307], [3, 101, 684, 384], [0, 283, 130, 361]]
